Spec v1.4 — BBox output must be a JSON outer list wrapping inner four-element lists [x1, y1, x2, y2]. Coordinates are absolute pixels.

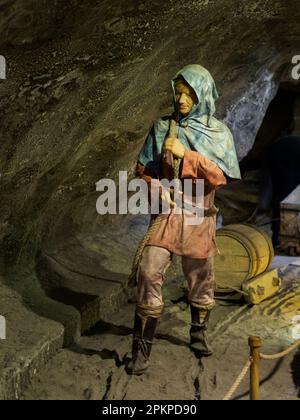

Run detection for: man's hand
[[164, 137, 185, 159], [160, 187, 176, 208]]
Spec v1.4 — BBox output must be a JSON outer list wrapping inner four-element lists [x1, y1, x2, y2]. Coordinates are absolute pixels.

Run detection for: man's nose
[[179, 93, 187, 103]]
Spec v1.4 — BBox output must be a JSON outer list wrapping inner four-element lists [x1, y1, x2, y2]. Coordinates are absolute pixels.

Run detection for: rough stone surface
[[0, 0, 61, 48], [0, 276, 64, 400]]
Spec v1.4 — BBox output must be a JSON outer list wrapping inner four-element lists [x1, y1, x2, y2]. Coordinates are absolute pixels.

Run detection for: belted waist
[[150, 203, 219, 219], [203, 204, 219, 217]]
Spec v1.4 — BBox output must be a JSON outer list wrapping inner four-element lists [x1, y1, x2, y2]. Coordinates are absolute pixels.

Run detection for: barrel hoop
[[243, 223, 274, 270], [216, 229, 255, 280], [221, 225, 263, 277]]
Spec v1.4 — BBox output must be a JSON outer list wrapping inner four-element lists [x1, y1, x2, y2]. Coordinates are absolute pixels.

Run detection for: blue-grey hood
[[138, 64, 241, 180]]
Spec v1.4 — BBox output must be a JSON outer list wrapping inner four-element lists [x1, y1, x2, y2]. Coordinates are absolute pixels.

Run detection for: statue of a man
[[126, 64, 241, 375]]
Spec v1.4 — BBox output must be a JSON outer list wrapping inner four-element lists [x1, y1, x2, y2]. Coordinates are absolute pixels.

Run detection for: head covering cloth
[[138, 64, 241, 180]]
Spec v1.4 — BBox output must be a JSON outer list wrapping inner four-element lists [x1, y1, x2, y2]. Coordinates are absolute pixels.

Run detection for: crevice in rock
[[102, 370, 114, 401], [193, 376, 201, 401]]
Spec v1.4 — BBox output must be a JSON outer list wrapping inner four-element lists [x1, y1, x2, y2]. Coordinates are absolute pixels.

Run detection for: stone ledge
[[0, 280, 64, 400]]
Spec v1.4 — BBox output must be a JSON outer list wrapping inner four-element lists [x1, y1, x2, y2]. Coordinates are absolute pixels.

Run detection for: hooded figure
[[126, 64, 241, 376], [138, 64, 241, 181]]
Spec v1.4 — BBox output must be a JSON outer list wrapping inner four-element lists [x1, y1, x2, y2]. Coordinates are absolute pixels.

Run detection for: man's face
[[175, 81, 197, 116]]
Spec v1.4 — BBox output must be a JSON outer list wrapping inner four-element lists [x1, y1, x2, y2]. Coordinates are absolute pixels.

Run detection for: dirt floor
[[20, 256, 300, 401]]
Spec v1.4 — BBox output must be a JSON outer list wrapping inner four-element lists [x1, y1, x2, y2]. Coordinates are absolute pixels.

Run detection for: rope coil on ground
[[222, 358, 252, 400], [260, 337, 300, 360]]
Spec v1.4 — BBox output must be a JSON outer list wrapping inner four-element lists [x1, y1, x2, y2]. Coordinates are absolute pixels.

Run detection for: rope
[[127, 213, 166, 287], [222, 336, 300, 400], [127, 119, 180, 287], [260, 337, 300, 360], [222, 357, 252, 400], [216, 284, 250, 296]]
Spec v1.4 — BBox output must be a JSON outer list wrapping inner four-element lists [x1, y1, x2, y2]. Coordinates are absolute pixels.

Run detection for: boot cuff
[[189, 302, 215, 311], [136, 304, 164, 318]]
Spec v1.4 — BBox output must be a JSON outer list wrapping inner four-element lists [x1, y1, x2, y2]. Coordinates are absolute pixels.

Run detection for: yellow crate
[[241, 267, 282, 305]]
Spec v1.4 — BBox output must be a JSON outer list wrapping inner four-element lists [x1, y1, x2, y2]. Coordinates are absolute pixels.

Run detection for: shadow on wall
[[239, 81, 300, 247]]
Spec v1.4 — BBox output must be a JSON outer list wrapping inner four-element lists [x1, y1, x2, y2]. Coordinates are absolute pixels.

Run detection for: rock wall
[[0, 0, 62, 47]]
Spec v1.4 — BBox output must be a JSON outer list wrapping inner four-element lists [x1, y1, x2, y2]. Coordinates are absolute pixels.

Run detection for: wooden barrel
[[214, 223, 274, 291]]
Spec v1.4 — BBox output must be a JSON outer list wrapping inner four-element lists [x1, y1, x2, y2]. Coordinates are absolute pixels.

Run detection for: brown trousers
[[136, 245, 215, 317]]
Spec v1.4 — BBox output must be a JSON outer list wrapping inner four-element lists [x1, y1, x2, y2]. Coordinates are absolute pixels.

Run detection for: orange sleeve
[[181, 150, 227, 188], [135, 162, 162, 203]]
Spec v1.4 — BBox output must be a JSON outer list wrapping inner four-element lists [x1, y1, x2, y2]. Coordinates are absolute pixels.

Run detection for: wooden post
[[248, 336, 262, 400]]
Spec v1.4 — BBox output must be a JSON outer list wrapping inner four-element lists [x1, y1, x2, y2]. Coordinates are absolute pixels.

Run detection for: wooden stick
[[248, 336, 262, 400]]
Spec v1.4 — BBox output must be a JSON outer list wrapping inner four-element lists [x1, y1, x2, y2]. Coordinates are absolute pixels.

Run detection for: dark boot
[[189, 305, 213, 357], [126, 313, 158, 375]]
